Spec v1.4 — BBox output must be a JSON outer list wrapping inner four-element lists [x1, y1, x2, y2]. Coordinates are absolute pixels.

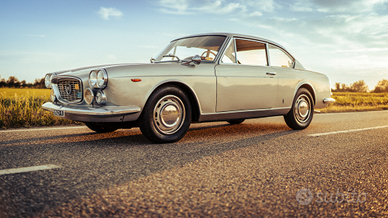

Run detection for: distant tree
[[20, 80, 27, 88], [33, 77, 45, 88], [335, 82, 341, 92], [6, 76, 20, 88], [350, 80, 368, 93], [0, 78, 5, 87], [340, 83, 348, 92], [372, 79, 388, 93]]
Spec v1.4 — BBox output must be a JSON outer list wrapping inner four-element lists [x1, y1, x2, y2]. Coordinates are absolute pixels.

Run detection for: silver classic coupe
[[42, 33, 335, 143]]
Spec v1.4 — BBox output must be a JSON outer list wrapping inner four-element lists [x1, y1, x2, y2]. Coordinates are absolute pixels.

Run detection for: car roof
[[172, 32, 287, 51]]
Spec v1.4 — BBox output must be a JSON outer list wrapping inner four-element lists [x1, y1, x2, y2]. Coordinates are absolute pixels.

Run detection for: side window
[[268, 45, 294, 68], [235, 39, 267, 66]]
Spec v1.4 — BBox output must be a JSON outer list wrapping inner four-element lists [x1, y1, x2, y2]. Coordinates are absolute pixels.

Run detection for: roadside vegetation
[[319, 92, 388, 113], [319, 79, 388, 113], [0, 88, 78, 129], [0, 78, 388, 128]]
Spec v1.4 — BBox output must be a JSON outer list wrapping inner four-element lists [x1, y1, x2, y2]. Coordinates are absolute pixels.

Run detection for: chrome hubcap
[[294, 94, 311, 124], [153, 95, 185, 135]]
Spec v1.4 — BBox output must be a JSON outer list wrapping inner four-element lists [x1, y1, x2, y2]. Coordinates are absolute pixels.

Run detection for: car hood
[[53, 63, 146, 77], [54, 61, 215, 79]]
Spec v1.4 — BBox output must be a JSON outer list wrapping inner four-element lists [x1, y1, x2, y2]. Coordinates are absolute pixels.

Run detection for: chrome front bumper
[[42, 102, 141, 122]]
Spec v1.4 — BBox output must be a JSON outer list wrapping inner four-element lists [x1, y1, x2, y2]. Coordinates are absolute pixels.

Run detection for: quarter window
[[268, 45, 294, 68]]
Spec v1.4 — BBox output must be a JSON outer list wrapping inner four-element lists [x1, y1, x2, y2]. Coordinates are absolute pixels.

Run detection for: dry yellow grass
[[0, 88, 50, 97], [319, 92, 388, 113], [0, 88, 79, 129], [1, 88, 387, 128]]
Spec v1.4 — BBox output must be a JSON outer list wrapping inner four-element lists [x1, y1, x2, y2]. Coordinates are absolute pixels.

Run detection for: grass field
[[0, 88, 79, 129], [1, 88, 388, 129], [0, 88, 50, 97]]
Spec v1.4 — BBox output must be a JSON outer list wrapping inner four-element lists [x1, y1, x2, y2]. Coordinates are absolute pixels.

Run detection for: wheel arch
[[295, 82, 316, 106], [145, 81, 201, 122]]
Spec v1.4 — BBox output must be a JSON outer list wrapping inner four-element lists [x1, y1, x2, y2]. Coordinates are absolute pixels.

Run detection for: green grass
[[0, 88, 79, 129]]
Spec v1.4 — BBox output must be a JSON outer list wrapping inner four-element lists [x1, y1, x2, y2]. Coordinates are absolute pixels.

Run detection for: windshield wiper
[[163, 54, 180, 62]]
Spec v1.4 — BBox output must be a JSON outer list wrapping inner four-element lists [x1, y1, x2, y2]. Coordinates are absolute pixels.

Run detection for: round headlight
[[95, 90, 107, 105], [84, 88, 94, 104], [89, 71, 97, 88], [50, 89, 56, 102], [96, 70, 108, 89], [45, 74, 52, 88]]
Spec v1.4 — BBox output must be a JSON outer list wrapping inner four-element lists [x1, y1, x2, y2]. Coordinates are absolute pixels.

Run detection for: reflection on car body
[[42, 33, 335, 143]]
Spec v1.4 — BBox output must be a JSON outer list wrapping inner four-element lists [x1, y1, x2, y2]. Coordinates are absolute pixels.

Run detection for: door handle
[[266, 72, 277, 75]]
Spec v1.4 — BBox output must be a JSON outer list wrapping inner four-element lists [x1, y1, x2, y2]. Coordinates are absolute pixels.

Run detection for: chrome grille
[[57, 79, 82, 103]]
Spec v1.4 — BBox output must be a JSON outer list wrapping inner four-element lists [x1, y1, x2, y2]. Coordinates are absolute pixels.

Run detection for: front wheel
[[284, 88, 314, 130], [139, 86, 192, 143]]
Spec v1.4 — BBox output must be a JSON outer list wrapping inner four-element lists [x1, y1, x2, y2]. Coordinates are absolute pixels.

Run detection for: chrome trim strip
[[323, 98, 336, 104], [198, 107, 290, 122], [42, 102, 141, 116]]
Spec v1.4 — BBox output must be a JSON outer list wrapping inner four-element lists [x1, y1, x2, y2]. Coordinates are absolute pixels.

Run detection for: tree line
[[332, 79, 388, 93], [0, 76, 45, 88]]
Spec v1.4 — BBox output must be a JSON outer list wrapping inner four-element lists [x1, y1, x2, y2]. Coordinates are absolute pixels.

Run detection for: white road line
[[0, 126, 86, 133], [0, 164, 61, 175], [308, 125, 388, 137]]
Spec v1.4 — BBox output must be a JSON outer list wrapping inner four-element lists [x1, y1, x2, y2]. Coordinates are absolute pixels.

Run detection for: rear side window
[[221, 38, 268, 66], [268, 45, 294, 68], [235, 39, 267, 66]]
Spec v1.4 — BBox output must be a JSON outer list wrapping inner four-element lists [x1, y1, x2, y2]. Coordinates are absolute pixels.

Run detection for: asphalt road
[[1, 111, 388, 217]]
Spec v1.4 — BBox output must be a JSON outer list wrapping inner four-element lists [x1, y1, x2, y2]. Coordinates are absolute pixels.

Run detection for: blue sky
[[1, 0, 388, 90]]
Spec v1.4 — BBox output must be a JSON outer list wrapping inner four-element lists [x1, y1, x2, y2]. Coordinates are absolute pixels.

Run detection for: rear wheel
[[227, 119, 245, 125], [284, 88, 314, 130], [139, 86, 192, 143], [84, 122, 118, 133]]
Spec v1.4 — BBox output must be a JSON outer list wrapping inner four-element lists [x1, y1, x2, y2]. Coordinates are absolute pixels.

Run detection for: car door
[[215, 37, 278, 112], [267, 44, 300, 108]]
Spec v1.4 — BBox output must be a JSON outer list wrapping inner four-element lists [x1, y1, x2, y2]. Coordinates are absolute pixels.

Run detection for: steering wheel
[[201, 50, 217, 60]]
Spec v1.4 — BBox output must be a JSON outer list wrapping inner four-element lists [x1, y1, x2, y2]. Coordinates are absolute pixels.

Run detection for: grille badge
[[65, 84, 72, 95]]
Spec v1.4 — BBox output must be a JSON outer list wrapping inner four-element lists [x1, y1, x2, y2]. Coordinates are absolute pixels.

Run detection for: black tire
[[139, 86, 192, 143], [227, 119, 245, 125], [84, 122, 118, 133], [284, 88, 314, 130]]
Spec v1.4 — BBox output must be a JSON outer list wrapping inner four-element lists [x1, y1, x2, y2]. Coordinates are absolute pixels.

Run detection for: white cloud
[[248, 11, 263, 17], [310, 0, 387, 13], [158, 0, 246, 15], [98, 7, 123, 20], [159, 0, 189, 14], [242, 0, 277, 12]]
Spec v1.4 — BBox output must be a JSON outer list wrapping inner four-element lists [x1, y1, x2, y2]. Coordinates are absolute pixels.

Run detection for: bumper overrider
[[323, 98, 336, 104], [42, 102, 141, 123]]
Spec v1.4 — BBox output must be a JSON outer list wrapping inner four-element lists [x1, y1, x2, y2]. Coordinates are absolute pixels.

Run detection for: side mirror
[[182, 55, 201, 66], [192, 55, 201, 65]]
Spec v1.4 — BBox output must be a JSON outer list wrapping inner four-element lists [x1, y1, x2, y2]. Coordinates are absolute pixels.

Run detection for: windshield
[[155, 36, 227, 62]]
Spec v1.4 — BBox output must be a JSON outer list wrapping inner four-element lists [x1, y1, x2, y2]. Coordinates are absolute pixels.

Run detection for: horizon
[[1, 0, 387, 89]]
